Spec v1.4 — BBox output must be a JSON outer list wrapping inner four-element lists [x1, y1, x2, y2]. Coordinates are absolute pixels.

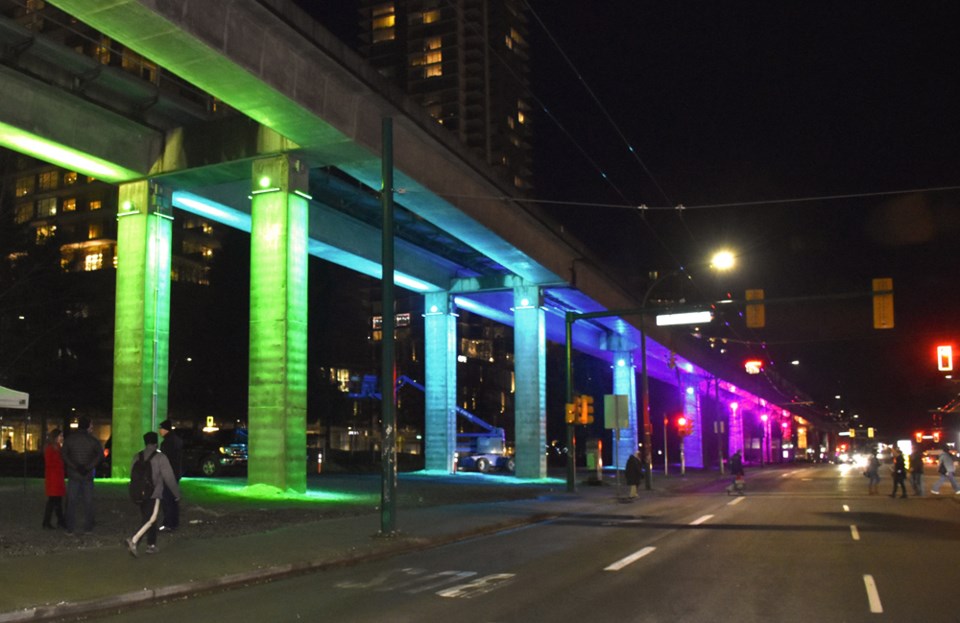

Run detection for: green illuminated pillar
[[513, 285, 546, 479], [248, 155, 309, 493], [113, 181, 172, 479], [424, 292, 457, 472]]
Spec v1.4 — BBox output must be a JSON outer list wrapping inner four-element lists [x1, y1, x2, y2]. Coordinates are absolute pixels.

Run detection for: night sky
[[526, 2, 960, 438]]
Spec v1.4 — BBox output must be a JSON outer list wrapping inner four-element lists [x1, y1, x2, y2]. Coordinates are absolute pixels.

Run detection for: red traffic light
[[937, 345, 954, 372]]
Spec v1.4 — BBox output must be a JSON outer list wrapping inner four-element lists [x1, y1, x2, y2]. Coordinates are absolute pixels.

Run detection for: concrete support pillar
[[729, 402, 744, 456], [612, 352, 638, 470], [682, 386, 704, 468], [513, 285, 546, 479], [424, 292, 457, 472], [247, 155, 309, 493], [112, 181, 172, 479]]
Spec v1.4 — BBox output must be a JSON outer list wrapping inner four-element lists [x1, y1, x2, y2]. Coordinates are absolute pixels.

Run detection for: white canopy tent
[[0, 385, 29, 410]]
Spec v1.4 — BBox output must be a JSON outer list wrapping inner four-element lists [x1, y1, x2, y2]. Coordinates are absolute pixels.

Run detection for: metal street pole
[[379, 117, 397, 536]]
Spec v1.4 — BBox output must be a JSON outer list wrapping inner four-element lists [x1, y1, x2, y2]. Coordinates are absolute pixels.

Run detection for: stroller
[[726, 474, 745, 496]]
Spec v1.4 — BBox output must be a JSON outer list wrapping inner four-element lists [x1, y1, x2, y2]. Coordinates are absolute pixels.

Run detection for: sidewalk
[[0, 468, 722, 622]]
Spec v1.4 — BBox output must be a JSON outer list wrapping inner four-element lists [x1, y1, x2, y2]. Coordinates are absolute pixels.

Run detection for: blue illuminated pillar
[[513, 285, 546, 478], [612, 352, 638, 469], [113, 181, 172, 479], [729, 402, 744, 456], [248, 155, 309, 493], [424, 291, 457, 472], [682, 385, 704, 468]]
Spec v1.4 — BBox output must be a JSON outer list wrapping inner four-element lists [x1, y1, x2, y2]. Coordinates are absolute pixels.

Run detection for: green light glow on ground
[[0, 120, 140, 182], [95, 478, 375, 505]]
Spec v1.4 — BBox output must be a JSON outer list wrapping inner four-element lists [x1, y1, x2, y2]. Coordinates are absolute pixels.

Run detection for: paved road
[[73, 464, 960, 622]]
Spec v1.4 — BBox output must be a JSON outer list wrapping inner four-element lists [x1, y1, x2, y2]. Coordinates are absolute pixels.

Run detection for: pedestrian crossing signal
[[938, 345, 953, 372]]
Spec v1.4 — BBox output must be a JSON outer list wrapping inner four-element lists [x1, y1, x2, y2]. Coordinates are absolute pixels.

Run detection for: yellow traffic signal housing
[[564, 402, 577, 424], [872, 278, 894, 329], [580, 395, 595, 425], [745, 289, 765, 328]]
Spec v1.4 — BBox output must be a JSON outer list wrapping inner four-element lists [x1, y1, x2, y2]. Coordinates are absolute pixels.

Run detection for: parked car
[[178, 427, 248, 477]]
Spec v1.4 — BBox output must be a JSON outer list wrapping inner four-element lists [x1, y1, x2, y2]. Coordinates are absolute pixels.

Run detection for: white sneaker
[[125, 538, 138, 558], [931, 490, 940, 495], [145, 545, 158, 554]]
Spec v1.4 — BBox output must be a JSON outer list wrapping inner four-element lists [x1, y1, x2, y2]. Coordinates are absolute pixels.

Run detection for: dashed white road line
[[727, 496, 745, 506], [850, 525, 860, 541], [605, 546, 656, 571], [843, 504, 850, 512], [689, 514, 714, 526], [863, 574, 883, 613]]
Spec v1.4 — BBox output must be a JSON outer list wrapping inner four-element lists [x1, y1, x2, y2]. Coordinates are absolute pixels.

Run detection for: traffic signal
[[676, 415, 693, 436], [745, 289, 765, 328], [565, 401, 577, 424], [872, 278, 894, 329], [915, 431, 923, 444], [937, 345, 954, 372], [933, 430, 941, 443], [579, 395, 595, 425]]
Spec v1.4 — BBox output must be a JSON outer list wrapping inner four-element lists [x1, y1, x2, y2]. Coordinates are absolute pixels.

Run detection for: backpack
[[129, 451, 156, 504]]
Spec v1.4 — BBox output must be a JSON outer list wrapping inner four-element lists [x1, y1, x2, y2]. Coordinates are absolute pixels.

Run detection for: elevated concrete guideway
[[5, 1, 813, 485]]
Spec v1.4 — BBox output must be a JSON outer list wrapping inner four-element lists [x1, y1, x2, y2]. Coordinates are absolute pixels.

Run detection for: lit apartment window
[[35, 224, 56, 243], [517, 110, 526, 124], [202, 247, 213, 258], [88, 223, 103, 239], [201, 223, 214, 234], [84, 252, 103, 272], [15, 176, 34, 197], [425, 65, 442, 78], [505, 35, 512, 50], [423, 9, 440, 23], [372, 3, 395, 42], [38, 170, 58, 191], [89, 200, 102, 211], [426, 37, 441, 50], [95, 36, 112, 65], [14, 203, 33, 223], [37, 197, 56, 217], [63, 198, 77, 212], [64, 171, 78, 185]]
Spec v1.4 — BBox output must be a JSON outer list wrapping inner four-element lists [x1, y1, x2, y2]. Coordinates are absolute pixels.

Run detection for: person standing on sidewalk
[[158, 420, 183, 532], [909, 447, 924, 496], [61, 416, 104, 535], [930, 446, 960, 495], [625, 450, 644, 499], [42, 428, 65, 530], [126, 432, 181, 557], [890, 448, 907, 498]]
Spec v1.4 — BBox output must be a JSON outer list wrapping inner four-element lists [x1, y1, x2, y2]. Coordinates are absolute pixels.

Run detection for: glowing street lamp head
[[710, 250, 736, 271]]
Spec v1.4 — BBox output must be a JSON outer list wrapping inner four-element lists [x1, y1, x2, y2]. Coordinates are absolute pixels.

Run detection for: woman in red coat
[[43, 428, 66, 529]]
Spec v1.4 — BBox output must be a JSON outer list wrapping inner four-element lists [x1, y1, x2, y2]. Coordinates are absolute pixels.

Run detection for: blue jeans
[[65, 478, 95, 533], [931, 472, 959, 492]]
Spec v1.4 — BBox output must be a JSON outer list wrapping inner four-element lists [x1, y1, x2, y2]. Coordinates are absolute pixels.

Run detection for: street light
[[639, 251, 735, 490]]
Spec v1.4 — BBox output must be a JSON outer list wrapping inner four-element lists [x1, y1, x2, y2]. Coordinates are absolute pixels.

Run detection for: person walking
[[126, 432, 181, 557], [60, 416, 104, 535], [909, 447, 924, 496], [158, 420, 183, 532], [930, 446, 960, 495], [625, 450, 644, 499], [42, 428, 66, 530], [727, 450, 745, 495], [865, 452, 881, 495], [890, 448, 907, 498]]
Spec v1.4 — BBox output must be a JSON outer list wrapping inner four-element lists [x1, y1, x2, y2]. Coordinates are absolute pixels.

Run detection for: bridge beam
[[247, 155, 309, 493], [112, 181, 172, 478]]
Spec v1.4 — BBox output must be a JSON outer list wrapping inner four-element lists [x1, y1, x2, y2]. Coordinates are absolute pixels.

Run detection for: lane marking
[[690, 514, 714, 526], [605, 546, 656, 571], [437, 573, 515, 599], [843, 504, 850, 512], [850, 525, 860, 541], [727, 496, 745, 506], [863, 574, 883, 613]]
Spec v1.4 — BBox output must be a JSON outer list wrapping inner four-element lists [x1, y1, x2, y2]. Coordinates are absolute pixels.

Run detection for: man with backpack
[[125, 432, 180, 557]]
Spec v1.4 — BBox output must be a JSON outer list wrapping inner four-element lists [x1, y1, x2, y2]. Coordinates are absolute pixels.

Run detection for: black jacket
[[160, 431, 184, 480]]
